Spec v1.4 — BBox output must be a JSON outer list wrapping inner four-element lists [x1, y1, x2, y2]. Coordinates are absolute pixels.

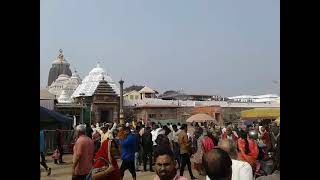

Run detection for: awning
[[40, 106, 72, 129], [241, 108, 280, 120]]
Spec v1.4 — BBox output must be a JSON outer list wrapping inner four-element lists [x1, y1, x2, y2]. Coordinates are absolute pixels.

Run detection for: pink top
[[73, 135, 94, 175], [154, 173, 188, 180]]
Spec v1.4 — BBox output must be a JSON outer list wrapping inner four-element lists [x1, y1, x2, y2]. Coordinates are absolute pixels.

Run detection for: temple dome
[[89, 63, 104, 75], [70, 70, 82, 84], [48, 74, 71, 96], [72, 63, 119, 98]]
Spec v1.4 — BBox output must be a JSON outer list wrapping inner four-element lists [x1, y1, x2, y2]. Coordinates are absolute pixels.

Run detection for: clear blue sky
[[40, 0, 279, 97]]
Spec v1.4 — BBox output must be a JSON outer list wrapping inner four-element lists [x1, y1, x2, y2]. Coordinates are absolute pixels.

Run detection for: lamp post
[[119, 79, 124, 125], [79, 93, 85, 124]]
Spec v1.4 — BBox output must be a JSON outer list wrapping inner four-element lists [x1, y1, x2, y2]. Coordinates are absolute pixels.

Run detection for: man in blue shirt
[[119, 126, 138, 180]]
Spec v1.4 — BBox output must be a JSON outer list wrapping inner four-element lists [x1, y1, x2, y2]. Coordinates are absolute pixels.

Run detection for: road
[[40, 154, 206, 180]]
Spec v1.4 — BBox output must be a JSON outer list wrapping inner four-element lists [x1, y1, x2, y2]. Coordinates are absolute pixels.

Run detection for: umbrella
[[186, 113, 217, 124], [40, 106, 72, 129]]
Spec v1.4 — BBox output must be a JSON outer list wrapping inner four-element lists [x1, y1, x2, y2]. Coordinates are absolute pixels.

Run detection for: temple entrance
[[100, 110, 111, 123]]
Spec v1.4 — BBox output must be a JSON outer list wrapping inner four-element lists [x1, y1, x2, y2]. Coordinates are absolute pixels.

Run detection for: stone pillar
[[119, 79, 125, 125]]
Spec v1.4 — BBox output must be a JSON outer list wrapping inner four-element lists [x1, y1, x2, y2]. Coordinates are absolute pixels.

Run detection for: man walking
[[172, 124, 181, 169], [55, 127, 65, 164], [142, 127, 155, 172], [72, 125, 94, 180], [119, 126, 138, 180], [178, 124, 197, 179]]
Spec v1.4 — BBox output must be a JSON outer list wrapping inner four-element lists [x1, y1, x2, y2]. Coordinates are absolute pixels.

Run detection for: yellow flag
[[132, 121, 136, 128]]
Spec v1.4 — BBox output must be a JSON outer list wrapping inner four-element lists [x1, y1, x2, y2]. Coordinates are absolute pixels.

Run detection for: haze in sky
[[40, 0, 279, 97]]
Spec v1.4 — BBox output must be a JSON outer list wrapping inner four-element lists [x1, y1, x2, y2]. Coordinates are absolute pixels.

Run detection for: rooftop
[[40, 89, 56, 100]]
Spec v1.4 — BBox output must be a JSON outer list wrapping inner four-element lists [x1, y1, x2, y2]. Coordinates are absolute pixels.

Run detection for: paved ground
[[40, 154, 206, 180]]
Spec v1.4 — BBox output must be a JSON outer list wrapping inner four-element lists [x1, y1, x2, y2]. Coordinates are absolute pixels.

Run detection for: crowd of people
[[40, 120, 280, 180]]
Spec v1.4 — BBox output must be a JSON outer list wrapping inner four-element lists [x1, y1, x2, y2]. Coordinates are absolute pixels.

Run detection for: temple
[[72, 63, 121, 124], [47, 49, 72, 86]]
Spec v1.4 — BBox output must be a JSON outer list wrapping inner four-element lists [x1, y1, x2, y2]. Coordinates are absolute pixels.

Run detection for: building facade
[[124, 90, 141, 101], [124, 86, 157, 101], [134, 105, 179, 124]]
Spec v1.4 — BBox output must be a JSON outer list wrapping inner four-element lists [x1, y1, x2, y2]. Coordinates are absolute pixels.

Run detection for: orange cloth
[[117, 130, 126, 140], [117, 130, 126, 154], [248, 139, 259, 159], [237, 138, 258, 169]]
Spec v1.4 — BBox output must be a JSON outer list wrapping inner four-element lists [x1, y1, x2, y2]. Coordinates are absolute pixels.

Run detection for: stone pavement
[[40, 154, 206, 180]]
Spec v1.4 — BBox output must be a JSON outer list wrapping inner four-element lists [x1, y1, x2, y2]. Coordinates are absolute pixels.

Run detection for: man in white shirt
[[177, 123, 181, 130], [152, 127, 164, 145], [171, 124, 181, 168], [172, 125, 181, 143], [99, 126, 108, 144], [105, 122, 117, 140], [206, 139, 253, 180]]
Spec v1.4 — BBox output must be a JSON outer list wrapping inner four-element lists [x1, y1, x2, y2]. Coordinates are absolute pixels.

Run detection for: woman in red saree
[[237, 130, 259, 170], [91, 139, 121, 180]]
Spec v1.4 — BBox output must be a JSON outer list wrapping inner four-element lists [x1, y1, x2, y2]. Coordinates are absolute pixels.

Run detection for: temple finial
[[58, 49, 64, 61]]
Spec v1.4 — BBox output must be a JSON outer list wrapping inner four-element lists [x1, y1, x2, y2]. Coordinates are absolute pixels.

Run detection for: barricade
[[43, 130, 74, 155]]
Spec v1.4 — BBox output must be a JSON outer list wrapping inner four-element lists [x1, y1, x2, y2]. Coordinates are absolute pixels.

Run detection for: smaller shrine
[[91, 77, 119, 123]]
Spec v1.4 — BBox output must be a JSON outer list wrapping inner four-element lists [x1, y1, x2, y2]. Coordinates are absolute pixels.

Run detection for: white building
[[139, 86, 157, 99], [228, 94, 280, 103], [124, 86, 157, 101], [72, 63, 120, 98], [124, 90, 141, 100]]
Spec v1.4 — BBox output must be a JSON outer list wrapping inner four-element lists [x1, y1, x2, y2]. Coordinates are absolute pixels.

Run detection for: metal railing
[[43, 130, 74, 155]]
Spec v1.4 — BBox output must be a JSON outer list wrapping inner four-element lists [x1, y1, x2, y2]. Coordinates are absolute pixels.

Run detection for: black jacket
[[86, 127, 93, 139], [141, 132, 153, 151]]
